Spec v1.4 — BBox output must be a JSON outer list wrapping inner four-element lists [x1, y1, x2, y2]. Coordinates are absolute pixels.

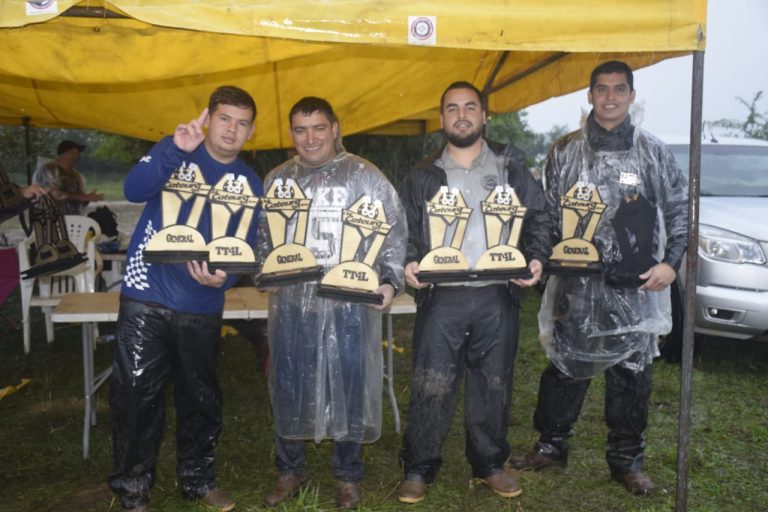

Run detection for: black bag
[[88, 205, 119, 238], [604, 193, 658, 288]]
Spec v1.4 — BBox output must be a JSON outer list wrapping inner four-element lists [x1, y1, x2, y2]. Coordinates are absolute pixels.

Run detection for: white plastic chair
[[17, 215, 102, 354]]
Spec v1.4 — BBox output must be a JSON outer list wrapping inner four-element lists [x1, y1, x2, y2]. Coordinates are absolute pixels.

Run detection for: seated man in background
[[33, 139, 103, 215]]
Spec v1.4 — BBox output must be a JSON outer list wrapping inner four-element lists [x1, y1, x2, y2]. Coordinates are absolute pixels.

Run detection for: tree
[[0, 126, 147, 183], [344, 132, 441, 191], [88, 133, 153, 168], [0, 126, 64, 183], [343, 111, 548, 187], [710, 91, 768, 140], [526, 124, 570, 164]]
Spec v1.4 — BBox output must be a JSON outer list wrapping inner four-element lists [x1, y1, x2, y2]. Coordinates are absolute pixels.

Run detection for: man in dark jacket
[[396, 81, 551, 504]]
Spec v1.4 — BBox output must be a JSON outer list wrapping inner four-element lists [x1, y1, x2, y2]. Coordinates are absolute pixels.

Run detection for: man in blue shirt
[[108, 86, 263, 512]]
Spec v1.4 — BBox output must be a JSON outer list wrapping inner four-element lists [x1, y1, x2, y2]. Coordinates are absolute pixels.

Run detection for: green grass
[[1, 288, 767, 512]]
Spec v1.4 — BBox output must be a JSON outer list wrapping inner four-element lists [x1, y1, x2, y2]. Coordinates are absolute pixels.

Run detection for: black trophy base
[[207, 261, 260, 275], [545, 261, 602, 276], [21, 254, 88, 280], [255, 266, 324, 287], [475, 267, 533, 281], [143, 250, 209, 265], [417, 269, 476, 284], [316, 284, 384, 305], [419, 268, 532, 283]]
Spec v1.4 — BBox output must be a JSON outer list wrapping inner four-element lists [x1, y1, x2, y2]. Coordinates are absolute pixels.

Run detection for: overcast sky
[[524, 0, 768, 138]]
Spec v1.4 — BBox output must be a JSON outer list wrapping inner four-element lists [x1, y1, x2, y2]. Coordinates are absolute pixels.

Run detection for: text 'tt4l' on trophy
[[256, 178, 322, 286], [144, 162, 211, 264], [547, 181, 605, 274], [206, 173, 260, 274], [475, 184, 532, 280], [417, 186, 473, 283], [318, 195, 392, 304]]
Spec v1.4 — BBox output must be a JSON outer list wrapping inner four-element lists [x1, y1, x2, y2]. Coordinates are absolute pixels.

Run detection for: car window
[[669, 144, 768, 196]]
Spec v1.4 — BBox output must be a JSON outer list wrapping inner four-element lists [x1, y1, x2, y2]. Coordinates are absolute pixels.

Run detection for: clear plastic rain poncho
[[539, 112, 688, 379], [257, 152, 406, 443]]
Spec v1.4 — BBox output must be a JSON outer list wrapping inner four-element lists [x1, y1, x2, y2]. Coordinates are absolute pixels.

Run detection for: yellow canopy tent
[[0, 2, 707, 508], [0, 0, 705, 149]]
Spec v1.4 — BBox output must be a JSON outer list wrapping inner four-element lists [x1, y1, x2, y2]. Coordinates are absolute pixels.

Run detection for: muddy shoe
[[473, 471, 522, 498], [336, 481, 362, 509], [509, 447, 567, 471], [612, 471, 656, 496], [199, 487, 235, 511], [397, 476, 426, 504], [264, 473, 307, 507]]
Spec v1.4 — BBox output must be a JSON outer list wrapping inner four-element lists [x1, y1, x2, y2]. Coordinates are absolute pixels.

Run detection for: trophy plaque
[[547, 181, 606, 274], [475, 185, 532, 280], [317, 195, 392, 304], [206, 174, 260, 274], [20, 194, 87, 280], [256, 178, 322, 286], [144, 162, 211, 264], [417, 186, 473, 283]]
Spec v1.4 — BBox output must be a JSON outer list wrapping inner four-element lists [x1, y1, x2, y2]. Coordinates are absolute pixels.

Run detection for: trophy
[[20, 194, 87, 279], [206, 173, 261, 274], [547, 180, 606, 274], [475, 184, 532, 280], [417, 186, 473, 283], [144, 162, 211, 264], [318, 195, 392, 304], [256, 178, 322, 286]]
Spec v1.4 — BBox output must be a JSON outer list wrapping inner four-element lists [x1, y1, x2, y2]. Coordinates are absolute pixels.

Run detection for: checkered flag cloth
[[124, 221, 155, 290]]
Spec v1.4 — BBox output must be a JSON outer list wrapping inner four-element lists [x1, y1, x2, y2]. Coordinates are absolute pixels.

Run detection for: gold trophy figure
[[144, 162, 211, 264], [206, 173, 261, 273], [417, 186, 473, 283], [256, 178, 322, 285], [547, 181, 606, 274], [318, 195, 392, 304], [475, 184, 532, 279]]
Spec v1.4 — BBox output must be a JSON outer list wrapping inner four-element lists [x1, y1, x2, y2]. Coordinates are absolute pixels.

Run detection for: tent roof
[[0, 0, 706, 148]]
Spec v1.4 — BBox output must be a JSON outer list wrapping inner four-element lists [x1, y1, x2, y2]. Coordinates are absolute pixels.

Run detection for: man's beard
[[444, 125, 483, 148]]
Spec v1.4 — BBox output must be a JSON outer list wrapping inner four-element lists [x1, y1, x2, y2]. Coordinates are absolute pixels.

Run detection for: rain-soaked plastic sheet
[[258, 151, 406, 443], [539, 112, 688, 379]]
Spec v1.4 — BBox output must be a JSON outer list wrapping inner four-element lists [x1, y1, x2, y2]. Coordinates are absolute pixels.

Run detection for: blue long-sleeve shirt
[[120, 136, 263, 314]]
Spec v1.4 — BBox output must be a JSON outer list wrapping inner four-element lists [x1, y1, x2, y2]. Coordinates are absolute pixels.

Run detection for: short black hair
[[440, 81, 485, 111], [208, 86, 257, 122], [590, 60, 634, 91], [289, 96, 338, 126]]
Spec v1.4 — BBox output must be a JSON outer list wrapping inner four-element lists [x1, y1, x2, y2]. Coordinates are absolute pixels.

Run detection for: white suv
[[661, 136, 768, 361]]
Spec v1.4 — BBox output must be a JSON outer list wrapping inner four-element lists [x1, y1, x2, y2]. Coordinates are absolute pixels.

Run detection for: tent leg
[[23, 117, 32, 185], [675, 49, 705, 512]]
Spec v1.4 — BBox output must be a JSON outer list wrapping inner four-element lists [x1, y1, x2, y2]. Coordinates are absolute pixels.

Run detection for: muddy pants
[[108, 297, 223, 510], [400, 284, 519, 481], [532, 361, 652, 474]]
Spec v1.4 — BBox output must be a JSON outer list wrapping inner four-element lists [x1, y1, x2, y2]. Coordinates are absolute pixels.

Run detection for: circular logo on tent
[[410, 17, 434, 41], [27, 0, 55, 9]]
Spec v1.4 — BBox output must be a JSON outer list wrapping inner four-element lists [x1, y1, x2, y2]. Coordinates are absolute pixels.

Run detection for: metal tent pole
[[23, 117, 32, 184], [675, 49, 705, 512]]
